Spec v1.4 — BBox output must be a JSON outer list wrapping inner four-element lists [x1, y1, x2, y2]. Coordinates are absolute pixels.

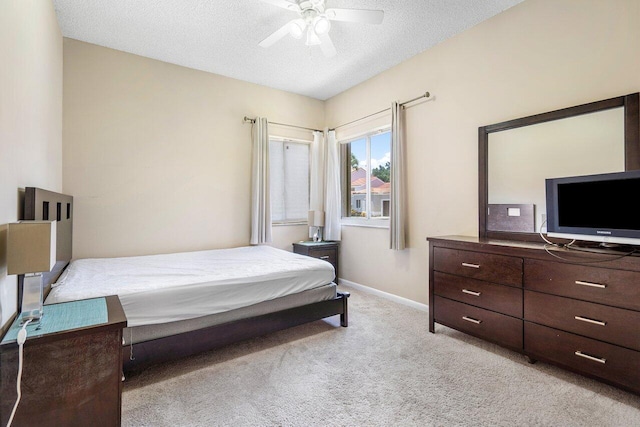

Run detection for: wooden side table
[[293, 241, 340, 280], [0, 295, 127, 427]]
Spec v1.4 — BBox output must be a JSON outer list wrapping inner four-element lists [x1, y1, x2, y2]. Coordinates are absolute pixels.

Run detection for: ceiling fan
[[258, 0, 384, 57]]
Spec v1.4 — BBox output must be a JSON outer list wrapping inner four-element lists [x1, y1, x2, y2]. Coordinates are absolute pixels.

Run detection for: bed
[[21, 187, 349, 372]]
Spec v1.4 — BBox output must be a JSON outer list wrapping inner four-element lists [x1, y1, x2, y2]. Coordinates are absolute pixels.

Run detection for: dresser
[[0, 295, 127, 426], [428, 235, 640, 395]]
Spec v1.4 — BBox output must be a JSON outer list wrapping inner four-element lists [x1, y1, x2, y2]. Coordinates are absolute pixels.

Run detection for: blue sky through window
[[351, 131, 391, 171]]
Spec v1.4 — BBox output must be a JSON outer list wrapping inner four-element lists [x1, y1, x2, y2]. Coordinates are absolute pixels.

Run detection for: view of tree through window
[[345, 130, 391, 219]]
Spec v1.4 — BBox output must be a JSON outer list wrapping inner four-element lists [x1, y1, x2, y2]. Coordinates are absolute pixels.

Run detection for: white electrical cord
[[129, 328, 135, 361], [539, 219, 575, 247], [6, 319, 32, 427], [539, 219, 637, 263]]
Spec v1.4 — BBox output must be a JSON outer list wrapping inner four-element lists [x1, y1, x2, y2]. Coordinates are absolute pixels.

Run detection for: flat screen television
[[545, 169, 640, 247]]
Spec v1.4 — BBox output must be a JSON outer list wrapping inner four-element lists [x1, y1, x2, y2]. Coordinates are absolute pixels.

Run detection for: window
[[342, 128, 391, 221], [269, 138, 310, 223]]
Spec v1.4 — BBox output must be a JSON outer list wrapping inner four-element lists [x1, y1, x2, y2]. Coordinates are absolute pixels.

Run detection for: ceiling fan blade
[[259, 21, 294, 48], [318, 33, 337, 58], [325, 8, 384, 24], [258, 0, 301, 13]]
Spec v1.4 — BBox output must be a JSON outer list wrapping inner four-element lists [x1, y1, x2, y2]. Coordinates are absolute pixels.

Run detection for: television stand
[[598, 242, 633, 250], [564, 241, 639, 255]]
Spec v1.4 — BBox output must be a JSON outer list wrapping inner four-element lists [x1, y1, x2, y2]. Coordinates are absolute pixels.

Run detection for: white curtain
[[309, 131, 325, 238], [309, 131, 325, 212], [250, 117, 272, 245], [324, 130, 342, 241], [390, 102, 407, 250]]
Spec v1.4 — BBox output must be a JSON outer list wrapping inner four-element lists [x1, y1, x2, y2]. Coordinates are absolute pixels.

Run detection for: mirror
[[489, 108, 625, 233], [479, 93, 640, 242]]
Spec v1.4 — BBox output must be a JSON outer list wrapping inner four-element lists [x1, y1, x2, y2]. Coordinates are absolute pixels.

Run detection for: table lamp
[[7, 221, 56, 323], [308, 210, 325, 242]]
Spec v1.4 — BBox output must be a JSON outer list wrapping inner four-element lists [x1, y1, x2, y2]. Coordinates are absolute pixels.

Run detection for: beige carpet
[[122, 285, 640, 426]]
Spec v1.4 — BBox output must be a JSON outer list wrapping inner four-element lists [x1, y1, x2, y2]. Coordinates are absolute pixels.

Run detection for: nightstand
[[0, 295, 127, 427], [293, 241, 340, 280]]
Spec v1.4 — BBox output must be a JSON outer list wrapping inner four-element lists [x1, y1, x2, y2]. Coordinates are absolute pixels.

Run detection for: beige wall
[[0, 0, 63, 330], [326, 0, 640, 304], [63, 39, 323, 258]]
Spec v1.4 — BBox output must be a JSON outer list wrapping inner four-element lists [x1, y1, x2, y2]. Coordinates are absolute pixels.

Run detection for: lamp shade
[[7, 221, 56, 275], [308, 210, 325, 227]]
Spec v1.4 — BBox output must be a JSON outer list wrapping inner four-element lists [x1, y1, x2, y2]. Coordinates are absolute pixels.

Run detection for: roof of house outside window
[[351, 168, 390, 194]]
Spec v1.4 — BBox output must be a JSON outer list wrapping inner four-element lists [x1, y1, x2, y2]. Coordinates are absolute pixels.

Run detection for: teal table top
[[2, 297, 108, 344]]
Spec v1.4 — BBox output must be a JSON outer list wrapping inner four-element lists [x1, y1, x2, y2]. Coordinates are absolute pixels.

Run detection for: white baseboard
[[338, 278, 429, 312]]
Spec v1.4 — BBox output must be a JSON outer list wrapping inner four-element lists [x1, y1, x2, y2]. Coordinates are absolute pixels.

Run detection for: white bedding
[[45, 245, 335, 327]]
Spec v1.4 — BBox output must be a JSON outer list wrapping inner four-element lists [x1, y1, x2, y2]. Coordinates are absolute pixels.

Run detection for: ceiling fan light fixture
[[258, 0, 384, 58], [313, 15, 331, 35], [289, 19, 306, 39], [305, 27, 321, 46]]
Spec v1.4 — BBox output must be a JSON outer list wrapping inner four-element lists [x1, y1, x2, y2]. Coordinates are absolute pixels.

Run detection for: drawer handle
[[574, 351, 606, 364], [575, 280, 607, 289], [462, 289, 481, 297], [462, 316, 482, 324], [574, 316, 607, 326], [319, 256, 330, 260], [462, 262, 480, 269]]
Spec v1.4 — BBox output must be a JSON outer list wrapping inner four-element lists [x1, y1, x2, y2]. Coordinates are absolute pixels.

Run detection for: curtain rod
[[243, 116, 323, 133], [329, 91, 430, 131]]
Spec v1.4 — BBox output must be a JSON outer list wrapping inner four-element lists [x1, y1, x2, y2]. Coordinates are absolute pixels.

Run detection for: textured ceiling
[[53, 0, 524, 100]]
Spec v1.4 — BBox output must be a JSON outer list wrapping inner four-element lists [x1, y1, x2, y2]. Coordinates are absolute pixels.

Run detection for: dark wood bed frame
[[123, 293, 348, 371], [23, 187, 349, 373]]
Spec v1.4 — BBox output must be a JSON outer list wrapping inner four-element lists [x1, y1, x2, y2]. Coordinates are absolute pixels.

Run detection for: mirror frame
[[479, 93, 640, 242]]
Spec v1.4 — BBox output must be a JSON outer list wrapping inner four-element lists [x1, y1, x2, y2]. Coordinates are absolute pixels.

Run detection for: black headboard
[[18, 187, 73, 308]]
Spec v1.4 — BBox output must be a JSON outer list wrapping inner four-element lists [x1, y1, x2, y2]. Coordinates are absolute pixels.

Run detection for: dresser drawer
[[433, 247, 522, 287], [525, 259, 640, 311], [308, 248, 336, 265], [433, 296, 523, 349], [525, 322, 640, 394], [524, 290, 640, 351], [433, 272, 523, 318]]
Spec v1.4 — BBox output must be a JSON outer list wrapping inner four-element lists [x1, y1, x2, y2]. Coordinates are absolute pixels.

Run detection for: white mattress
[[45, 245, 335, 327]]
